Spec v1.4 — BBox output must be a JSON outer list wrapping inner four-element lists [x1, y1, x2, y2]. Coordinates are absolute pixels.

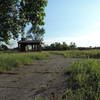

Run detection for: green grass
[[0, 52, 50, 72], [1, 50, 100, 100], [50, 50, 100, 58], [65, 60, 100, 100]]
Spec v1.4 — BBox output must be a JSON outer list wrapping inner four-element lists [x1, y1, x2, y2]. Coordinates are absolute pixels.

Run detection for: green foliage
[[0, 52, 50, 71], [66, 60, 100, 100], [0, 0, 48, 43], [69, 42, 76, 49], [19, 0, 48, 40], [0, 0, 20, 43], [0, 44, 8, 51], [51, 50, 100, 58], [43, 42, 76, 51]]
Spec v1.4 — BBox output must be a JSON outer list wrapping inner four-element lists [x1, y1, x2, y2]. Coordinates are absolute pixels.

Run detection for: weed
[[0, 52, 50, 71], [51, 50, 100, 58], [66, 60, 100, 100]]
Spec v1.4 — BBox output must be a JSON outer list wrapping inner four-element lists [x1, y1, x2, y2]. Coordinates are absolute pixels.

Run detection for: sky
[[44, 0, 100, 47]]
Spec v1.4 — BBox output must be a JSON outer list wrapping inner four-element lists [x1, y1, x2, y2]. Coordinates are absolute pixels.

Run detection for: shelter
[[18, 39, 42, 52]]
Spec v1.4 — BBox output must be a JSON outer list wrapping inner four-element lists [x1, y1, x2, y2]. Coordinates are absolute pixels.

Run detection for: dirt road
[[0, 55, 79, 100]]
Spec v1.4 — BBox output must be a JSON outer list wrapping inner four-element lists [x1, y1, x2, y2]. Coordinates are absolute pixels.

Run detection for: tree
[[0, 0, 20, 43], [43, 42, 77, 51], [69, 42, 76, 49], [62, 42, 69, 50], [0, 0, 48, 43], [19, 0, 48, 40]]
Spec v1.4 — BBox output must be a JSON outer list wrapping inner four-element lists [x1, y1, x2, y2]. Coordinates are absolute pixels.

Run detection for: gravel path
[[0, 55, 79, 100]]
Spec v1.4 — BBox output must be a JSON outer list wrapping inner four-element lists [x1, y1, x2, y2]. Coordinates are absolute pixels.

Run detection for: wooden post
[[32, 45, 33, 51], [36, 45, 37, 51], [18, 43, 20, 51], [34, 45, 36, 51]]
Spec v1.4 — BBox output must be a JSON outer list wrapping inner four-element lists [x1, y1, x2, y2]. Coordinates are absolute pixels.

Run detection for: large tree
[[19, 0, 48, 40], [0, 0, 48, 43], [0, 0, 20, 43]]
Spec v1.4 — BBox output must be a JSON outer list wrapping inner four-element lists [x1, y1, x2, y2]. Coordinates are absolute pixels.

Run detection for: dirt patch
[[0, 55, 80, 100]]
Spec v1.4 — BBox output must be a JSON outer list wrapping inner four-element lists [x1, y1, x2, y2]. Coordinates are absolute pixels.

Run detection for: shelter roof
[[18, 40, 42, 44]]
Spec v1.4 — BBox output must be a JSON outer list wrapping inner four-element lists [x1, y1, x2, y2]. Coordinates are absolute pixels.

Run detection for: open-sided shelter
[[18, 39, 42, 52]]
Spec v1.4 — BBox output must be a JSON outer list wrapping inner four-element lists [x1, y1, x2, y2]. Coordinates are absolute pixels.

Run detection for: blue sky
[[44, 0, 100, 47]]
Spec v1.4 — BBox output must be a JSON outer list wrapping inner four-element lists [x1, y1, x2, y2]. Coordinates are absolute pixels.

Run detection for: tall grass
[[51, 50, 100, 58], [66, 60, 100, 100], [0, 52, 50, 72]]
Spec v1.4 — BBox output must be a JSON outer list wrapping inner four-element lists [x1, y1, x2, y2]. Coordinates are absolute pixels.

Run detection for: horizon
[[44, 0, 100, 47], [7, 0, 100, 48]]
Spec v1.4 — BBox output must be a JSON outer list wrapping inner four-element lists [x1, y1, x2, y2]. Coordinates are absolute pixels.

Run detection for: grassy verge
[[50, 50, 100, 58], [0, 52, 50, 72], [65, 60, 100, 100]]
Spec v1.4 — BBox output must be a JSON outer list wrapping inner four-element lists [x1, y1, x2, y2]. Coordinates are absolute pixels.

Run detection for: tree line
[[43, 42, 100, 51], [1, 41, 100, 51], [43, 42, 77, 51]]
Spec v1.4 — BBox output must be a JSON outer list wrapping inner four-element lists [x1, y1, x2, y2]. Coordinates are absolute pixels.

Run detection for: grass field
[[50, 50, 100, 100], [0, 50, 100, 100], [55, 50, 100, 100], [1, 50, 100, 72], [65, 59, 100, 100], [0, 52, 50, 72], [51, 50, 100, 58]]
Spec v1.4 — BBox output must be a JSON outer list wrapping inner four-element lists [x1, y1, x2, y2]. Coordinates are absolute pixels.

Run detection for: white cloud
[[96, 21, 100, 26], [44, 30, 100, 47]]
